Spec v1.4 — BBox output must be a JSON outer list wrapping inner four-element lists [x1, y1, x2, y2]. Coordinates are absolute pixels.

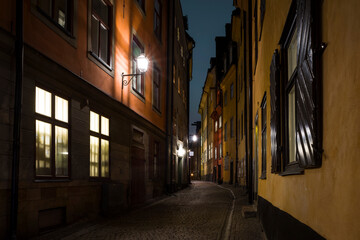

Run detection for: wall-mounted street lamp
[[122, 54, 149, 89], [191, 135, 198, 142], [177, 145, 186, 158]]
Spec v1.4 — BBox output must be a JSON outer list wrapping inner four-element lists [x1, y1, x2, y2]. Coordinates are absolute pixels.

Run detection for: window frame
[[154, 0, 162, 41], [34, 86, 71, 180], [152, 64, 161, 112], [89, 111, 111, 179], [280, 10, 304, 176], [131, 35, 146, 98], [87, 0, 114, 76], [31, 0, 77, 47], [260, 93, 267, 179], [136, 0, 146, 14]]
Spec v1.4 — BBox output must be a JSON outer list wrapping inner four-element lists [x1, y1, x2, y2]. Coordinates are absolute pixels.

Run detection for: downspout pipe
[[247, 0, 254, 204], [10, 0, 24, 238], [235, 46, 239, 187], [169, 0, 175, 193], [165, 0, 171, 193]]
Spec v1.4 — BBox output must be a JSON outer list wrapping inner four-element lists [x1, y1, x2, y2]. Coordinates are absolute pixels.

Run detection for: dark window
[[91, 0, 112, 65], [35, 87, 69, 178], [154, 0, 161, 40], [230, 83, 234, 99], [224, 122, 227, 141], [137, 0, 145, 13], [153, 142, 159, 178], [261, 93, 267, 179], [37, 0, 73, 33], [271, 0, 322, 175], [241, 111, 244, 140], [224, 91, 228, 106], [230, 117, 234, 138], [132, 36, 145, 96], [153, 65, 161, 111]]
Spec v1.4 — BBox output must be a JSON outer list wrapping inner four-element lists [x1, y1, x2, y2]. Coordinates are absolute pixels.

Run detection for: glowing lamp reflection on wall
[[121, 54, 150, 88]]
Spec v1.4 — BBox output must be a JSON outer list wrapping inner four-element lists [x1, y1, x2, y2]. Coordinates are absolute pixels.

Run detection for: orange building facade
[[0, 0, 182, 238]]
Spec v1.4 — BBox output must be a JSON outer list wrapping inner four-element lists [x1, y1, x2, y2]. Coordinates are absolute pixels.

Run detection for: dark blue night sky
[[180, 0, 235, 134]]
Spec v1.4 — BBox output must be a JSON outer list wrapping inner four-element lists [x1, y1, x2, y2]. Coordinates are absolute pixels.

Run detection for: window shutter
[[295, 0, 322, 168], [270, 49, 281, 173]]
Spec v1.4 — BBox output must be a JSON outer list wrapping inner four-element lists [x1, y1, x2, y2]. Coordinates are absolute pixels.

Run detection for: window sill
[[260, 172, 266, 179], [34, 178, 71, 183], [131, 87, 145, 103], [280, 163, 304, 176], [87, 51, 114, 77], [152, 106, 162, 116]]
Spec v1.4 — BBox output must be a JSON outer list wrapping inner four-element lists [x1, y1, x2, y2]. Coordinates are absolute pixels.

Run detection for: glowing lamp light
[[192, 135, 198, 142], [136, 54, 149, 73], [177, 146, 186, 157], [121, 54, 150, 88]]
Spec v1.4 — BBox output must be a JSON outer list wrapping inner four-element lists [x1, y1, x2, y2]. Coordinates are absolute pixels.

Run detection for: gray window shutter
[[270, 49, 281, 173], [296, 0, 322, 168]]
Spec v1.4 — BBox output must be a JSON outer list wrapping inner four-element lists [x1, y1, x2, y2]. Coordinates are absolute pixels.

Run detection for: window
[[90, 111, 110, 178], [36, 0, 73, 33], [154, 142, 159, 178], [215, 146, 217, 160], [90, 0, 112, 66], [136, 0, 145, 13], [224, 91, 228, 106], [241, 112, 244, 140], [219, 116, 222, 129], [271, 0, 322, 175], [224, 122, 227, 141], [230, 117, 234, 138], [219, 143, 222, 158], [35, 87, 69, 177], [132, 36, 145, 96], [230, 83, 234, 99], [153, 65, 161, 111], [154, 0, 161, 40], [215, 121, 218, 132], [261, 93, 267, 179]]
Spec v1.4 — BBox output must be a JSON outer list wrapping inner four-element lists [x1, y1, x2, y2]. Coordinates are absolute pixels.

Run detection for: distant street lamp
[[122, 54, 149, 88], [191, 135, 198, 142]]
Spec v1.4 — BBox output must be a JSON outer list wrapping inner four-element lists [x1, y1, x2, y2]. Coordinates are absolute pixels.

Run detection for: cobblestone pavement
[[34, 181, 264, 240]]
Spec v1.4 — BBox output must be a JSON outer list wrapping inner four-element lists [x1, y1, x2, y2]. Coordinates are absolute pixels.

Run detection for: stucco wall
[[255, 0, 360, 239]]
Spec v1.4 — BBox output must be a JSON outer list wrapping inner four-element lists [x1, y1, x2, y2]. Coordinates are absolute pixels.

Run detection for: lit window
[[90, 111, 110, 178], [35, 87, 69, 177]]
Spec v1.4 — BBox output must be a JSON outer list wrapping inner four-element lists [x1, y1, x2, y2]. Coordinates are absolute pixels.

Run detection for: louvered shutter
[[295, 0, 322, 168], [270, 50, 281, 173]]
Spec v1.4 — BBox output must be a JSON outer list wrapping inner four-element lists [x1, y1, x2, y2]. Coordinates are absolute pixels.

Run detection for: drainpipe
[[10, 0, 23, 239], [169, 0, 175, 193], [235, 44, 239, 188], [247, 0, 254, 204]]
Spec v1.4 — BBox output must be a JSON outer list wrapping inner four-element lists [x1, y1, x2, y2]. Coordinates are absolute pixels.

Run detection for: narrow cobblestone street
[[34, 181, 263, 240]]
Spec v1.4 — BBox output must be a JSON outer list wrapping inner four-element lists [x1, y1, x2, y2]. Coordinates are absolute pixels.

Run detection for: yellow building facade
[[245, 0, 360, 239], [199, 67, 216, 181], [220, 65, 237, 184]]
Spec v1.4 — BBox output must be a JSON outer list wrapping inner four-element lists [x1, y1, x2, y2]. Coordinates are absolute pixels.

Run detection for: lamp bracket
[[122, 72, 142, 88]]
